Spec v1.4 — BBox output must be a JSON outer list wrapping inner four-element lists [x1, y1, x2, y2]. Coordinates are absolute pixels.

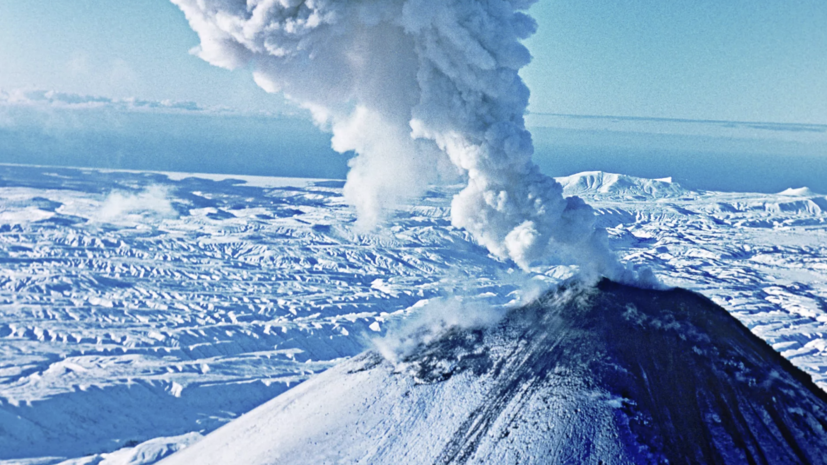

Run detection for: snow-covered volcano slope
[[2, 165, 827, 463], [160, 280, 827, 465]]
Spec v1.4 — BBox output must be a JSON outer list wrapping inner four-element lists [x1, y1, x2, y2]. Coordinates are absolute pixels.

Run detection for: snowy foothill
[[0, 164, 826, 463]]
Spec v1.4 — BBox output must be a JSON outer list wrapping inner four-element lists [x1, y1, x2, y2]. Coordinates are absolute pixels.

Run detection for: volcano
[[160, 280, 827, 465]]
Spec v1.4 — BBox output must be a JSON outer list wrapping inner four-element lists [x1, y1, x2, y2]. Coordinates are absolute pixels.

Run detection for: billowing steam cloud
[[172, 0, 645, 282]]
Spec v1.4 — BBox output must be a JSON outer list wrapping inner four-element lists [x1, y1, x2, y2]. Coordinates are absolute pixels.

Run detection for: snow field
[[0, 164, 825, 463]]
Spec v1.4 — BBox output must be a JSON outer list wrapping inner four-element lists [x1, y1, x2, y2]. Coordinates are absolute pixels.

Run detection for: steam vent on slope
[[161, 280, 827, 465]]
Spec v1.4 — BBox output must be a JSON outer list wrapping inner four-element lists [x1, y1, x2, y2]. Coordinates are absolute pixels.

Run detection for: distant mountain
[[778, 187, 821, 197], [556, 171, 687, 199], [160, 280, 827, 465]]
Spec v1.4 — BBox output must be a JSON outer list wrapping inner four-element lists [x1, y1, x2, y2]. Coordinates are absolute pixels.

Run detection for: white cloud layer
[[173, 0, 652, 283], [0, 88, 216, 114]]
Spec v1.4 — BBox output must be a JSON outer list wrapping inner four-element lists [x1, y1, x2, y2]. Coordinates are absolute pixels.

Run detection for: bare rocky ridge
[[161, 280, 827, 465]]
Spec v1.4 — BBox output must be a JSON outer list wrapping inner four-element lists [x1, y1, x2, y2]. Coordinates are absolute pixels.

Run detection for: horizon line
[[527, 112, 827, 129]]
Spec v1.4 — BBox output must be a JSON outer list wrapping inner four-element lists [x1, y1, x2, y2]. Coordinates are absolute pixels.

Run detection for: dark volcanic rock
[[161, 280, 827, 465]]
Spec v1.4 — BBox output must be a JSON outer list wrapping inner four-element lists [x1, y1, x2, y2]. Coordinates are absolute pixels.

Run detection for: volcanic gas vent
[[160, 280, 827, 465]]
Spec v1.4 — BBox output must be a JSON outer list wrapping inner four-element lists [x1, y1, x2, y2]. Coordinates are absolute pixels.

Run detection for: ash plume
[[173, 0, 648, 283]]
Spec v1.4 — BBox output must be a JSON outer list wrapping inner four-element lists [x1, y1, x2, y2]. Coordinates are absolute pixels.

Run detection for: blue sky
[[0, 1, 292, 114], [1, 0, 825, 124], [523, 0, 827, 124], [1, 1, 826, 191]]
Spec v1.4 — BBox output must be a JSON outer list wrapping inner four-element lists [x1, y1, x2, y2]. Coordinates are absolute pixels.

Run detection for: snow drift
[[159, 280, 827, 464], [171, 0, 637, 280]]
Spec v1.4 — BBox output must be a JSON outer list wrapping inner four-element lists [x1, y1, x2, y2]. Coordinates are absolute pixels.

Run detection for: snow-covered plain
[[0, 163, 825, 464]]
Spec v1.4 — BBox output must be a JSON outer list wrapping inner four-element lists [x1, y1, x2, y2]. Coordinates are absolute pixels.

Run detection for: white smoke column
[[172, 0, 641, 281]]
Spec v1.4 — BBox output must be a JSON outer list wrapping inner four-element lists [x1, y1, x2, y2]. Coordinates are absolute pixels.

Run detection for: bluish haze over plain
[[0, 0, 825, 192]]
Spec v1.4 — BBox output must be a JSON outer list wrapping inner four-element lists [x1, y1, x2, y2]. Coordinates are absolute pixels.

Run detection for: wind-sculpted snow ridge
[[172, 0, 639, 282], [1, 165, 827, 464], [159, 279, 827, 465]]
